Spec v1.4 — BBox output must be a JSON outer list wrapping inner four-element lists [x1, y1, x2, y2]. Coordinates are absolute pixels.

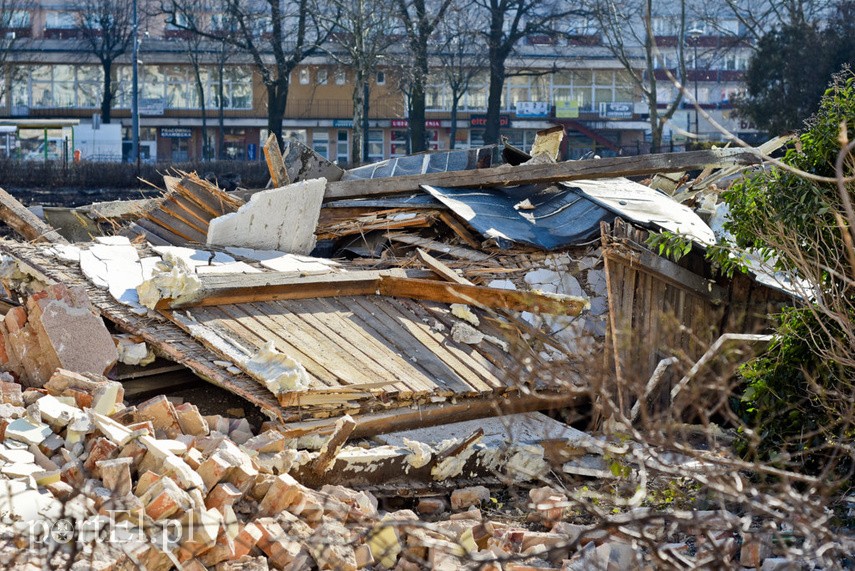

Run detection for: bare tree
[[435, 2, 488, 149], [394, 0, 453, 153], [474, 0, 578, 144], [588, 0, 689, 152], [73, 0, 141, 124], [319, 0, 395, 165], [0, 0, 33, 106], [162, 0, 329, 146]]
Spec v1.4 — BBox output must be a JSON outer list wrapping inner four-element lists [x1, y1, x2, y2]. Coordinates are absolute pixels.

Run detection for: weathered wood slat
[[314, 297, 442, 394], [367, 297, 495, 393], [378, 276, 588, 316], [209, 304, 339, 388], [348, 296, 479, 394], [285, 298, 428, 394], [0, 187, 68, 244], [263, 133, 289, 188], [325, 148, 762, 199]]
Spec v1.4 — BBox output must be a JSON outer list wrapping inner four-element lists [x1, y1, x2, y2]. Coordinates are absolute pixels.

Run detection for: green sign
[[556, 100, 579, 119]]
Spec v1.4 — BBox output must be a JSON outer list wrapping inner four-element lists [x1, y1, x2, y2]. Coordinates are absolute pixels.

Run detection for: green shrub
[[722, 70, 855, 472]]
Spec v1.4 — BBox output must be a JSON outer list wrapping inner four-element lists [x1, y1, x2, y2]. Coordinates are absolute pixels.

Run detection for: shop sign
[[391, 119, 408, 128], [160, 127, 192, 138], [425, 120, 442, 128], [555, 100, 579, 118], [333, 119, 353, 128], [515, 101, 549, 118], [600, 102, 633, 119], [469, 114, 510, 128], [140, 98, 165, 116]]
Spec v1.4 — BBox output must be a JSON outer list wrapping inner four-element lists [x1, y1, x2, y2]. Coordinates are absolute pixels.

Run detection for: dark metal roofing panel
[[422, 183, 614, 250]]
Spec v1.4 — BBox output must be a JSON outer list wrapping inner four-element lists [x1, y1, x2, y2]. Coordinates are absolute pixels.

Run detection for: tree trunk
[[449, 94, 460, 149], [351, 71, 366, 166], [267, 75, 289, 148], [100, 61, 113, 124], [483, 62, 505, 144], [218, 59, 226, 160], [409, 47, 428, 153], [193, 68, 207, 161]]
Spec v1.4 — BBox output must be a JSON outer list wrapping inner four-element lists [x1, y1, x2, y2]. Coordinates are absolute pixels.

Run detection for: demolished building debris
[[0, 129, 814, 569]]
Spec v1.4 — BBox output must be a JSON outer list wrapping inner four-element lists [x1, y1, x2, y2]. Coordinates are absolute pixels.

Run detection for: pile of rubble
[[0, 129, 840, 569]]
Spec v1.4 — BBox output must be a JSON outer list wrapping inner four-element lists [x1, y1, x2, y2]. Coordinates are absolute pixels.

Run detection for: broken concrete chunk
[[26, 284, 119, 380], [450, 304, 479, 327], [114, 335, 155, 366], [451, 486, 491, 511], [207, 178, 326, 255], [244, 340, 310, 395], [451, 322, 484, 345], [136, 254, 202, 310], [5, 417, 52, 445]]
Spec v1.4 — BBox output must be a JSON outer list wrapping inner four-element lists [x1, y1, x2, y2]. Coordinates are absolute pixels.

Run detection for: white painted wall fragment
[[207, 178, 326, 255]]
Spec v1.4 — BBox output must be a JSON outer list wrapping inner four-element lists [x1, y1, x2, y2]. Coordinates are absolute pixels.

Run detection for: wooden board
[[325, 148, 762, 199]]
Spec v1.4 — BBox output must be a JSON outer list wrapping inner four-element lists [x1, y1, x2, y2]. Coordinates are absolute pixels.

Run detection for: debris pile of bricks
[[0, 364, 812, 570]]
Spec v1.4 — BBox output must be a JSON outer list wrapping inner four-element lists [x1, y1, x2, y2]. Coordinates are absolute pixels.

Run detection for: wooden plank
[[387, 233, 491, 262], [378, 276, 588, 316], [286, 298, 433, 394], [315, 297, 442, 393], [244, 302, 383, 388], [604, 244, 726, 304], [158, 270, 404, 309], [207, 304, 340, 388], [367, 297, 496, 393], [281, 389, 586, 439], [325, 148, 762, 199], [160, 270, 588, 317], [438, 211, 482, 250], [396, 298, 508, 389], [263, 133, 289, 188], [143, 208, 208, 244], [133, 218, 187, 246], [0, 187, 68, 244], [274, 298, 418, 395], [416, 248, 472, 285], [171, 175, 243, 219], [348, 296, 480, 394]]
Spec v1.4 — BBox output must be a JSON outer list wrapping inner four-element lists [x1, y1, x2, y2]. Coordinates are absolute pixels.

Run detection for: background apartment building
[[0, 1, 760, 163]]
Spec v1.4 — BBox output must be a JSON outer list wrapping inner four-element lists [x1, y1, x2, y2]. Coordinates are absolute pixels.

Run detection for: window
[[335, 69, 346, 85], [376, 71, 385, 85], [29, 65, 76, 108], [367, 129, 384, 162], [299, 68, 309, 85], [77, 66, 102, 109], [391, 130, 407, 157], [317, 69, 328, 85], [312, 131, 330, 159], [336, 130, 349, 164], [45, 12, 77, 29], [7, 10, 31, 28]]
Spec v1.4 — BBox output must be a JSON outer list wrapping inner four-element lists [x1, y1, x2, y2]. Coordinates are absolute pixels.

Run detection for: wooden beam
[[387, 233, 491, 262], [378, 276, 588, 315], [281, 389, 585, 440], [158, 269, 587, 316], [263, 133, 289, 188], [156, 269, 405, 309], [325, 148, 762, 199], [0, 187, 68, 244], [604, 243, 727, 304], [416, 248, 472, 285]]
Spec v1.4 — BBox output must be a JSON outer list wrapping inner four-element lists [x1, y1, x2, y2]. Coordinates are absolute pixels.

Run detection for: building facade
[[0, 1, 760, 164]]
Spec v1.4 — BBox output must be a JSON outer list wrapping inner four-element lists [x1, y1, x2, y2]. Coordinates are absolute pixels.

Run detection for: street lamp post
[[131, 0, 140, 173], [687, 28, 703, 143]]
